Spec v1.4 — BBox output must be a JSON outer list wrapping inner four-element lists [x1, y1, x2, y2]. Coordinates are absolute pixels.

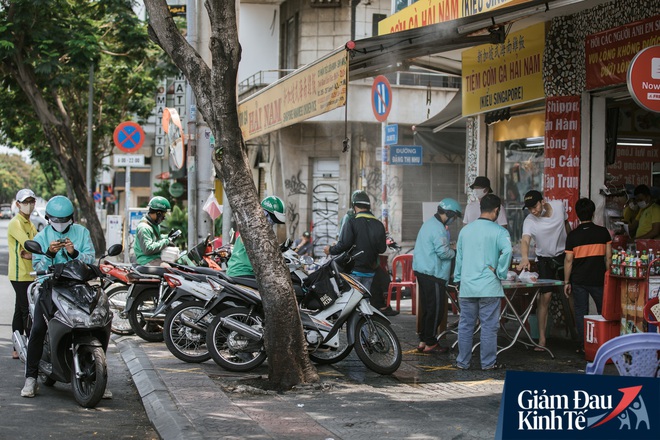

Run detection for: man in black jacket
[[324, 190, 386, 294]]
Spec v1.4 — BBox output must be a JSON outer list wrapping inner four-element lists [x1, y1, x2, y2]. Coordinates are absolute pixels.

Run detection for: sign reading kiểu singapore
[[462, 22, 545, 116], [238, 50, 347, 141], [378, 0, 521, 36], [585, 15, 660, 90]]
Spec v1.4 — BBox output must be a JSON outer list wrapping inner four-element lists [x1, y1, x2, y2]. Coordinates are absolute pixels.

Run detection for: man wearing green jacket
[[134, 196, 180, 265]]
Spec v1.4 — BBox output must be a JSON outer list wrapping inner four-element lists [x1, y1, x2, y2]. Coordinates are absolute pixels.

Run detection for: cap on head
[[523, 190, 543, 210], [16, 188, 36, 203], [261, 196, 286, 224], [351, 190, 371, 208], [148, 196, 171, 212], [469, 176, 491, 190]]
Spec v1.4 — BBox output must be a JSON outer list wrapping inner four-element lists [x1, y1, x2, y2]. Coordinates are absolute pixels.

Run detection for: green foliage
[[0, 154, 30, 203], [162, 205, 188, 249], [0, 0, 173, 195]]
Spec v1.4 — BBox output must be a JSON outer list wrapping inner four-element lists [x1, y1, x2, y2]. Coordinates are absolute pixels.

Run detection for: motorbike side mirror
[[24, 240, 45, 255], [107, 244, 123, 257], [300, 256, 314, 265]]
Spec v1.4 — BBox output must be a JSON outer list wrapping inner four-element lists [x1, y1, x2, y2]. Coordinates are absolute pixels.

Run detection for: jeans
[[572, 284, 603, 348], [457, 297, 501, 369], [351, 274, 374, 293], [415, 272, 447, 345]]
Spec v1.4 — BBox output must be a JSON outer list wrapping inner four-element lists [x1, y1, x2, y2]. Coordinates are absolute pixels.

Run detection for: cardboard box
[[620, 279, 647, 334], [584, 315, 620, 362]]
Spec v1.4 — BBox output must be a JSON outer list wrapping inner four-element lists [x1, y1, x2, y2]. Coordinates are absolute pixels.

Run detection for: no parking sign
[[372, 75, 393, 122], [113, 121, 145, 153]]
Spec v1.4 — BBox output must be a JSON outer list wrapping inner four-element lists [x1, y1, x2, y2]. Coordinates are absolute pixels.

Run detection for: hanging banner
[[462, 23, 545, 117], [238, 50, 347, 141], [544, 96, 581, 227], [585, 14, 660, 90]]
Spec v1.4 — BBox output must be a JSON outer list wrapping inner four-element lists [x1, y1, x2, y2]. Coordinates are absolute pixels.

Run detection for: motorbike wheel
[[353, 315, 402, 375], [128, 289, 164, 342], [71, 345, 107, 408], [164, 301, 214, 363], [308, 323, 352, 365], [106, 284, 134, 336], [206, 307, 267, 372]]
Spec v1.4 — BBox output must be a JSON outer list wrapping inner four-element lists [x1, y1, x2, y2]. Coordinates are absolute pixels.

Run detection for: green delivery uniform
[[134, 216, 170, 265]]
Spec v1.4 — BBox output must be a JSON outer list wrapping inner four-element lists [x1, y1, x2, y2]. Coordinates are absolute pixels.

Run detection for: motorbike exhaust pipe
[[12, 331, 27, 363], [219, 317, 263, 341]]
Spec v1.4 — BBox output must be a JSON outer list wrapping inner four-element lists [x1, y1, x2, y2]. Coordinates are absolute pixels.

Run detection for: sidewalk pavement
[[114, 299, 591, 440]]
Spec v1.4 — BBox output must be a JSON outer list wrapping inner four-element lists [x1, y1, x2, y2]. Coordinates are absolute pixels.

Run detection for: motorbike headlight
[[57, 295, 92, 327]]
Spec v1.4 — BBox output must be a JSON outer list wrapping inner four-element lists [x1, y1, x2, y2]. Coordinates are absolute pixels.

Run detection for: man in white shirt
[[518, 190, 571, 351], [463, 176, 508, 227]]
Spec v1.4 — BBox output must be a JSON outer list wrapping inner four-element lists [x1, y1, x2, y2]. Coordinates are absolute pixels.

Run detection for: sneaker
[[451, 362, 469, 370], [482, 363, 505, 371], [380, 306, 400, 317], [102, 389, 113, 399], [21, 377, 38, 398]]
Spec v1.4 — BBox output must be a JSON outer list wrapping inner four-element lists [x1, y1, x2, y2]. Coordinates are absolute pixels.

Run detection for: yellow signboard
[[461, 22, 545, 117], [238, 50, 348, 141], [378, 0, 519, 36]]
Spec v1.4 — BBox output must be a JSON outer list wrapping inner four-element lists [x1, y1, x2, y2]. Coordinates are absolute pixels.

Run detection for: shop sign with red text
[[585, 15, 660, 90], [544, 96, 581, 226]]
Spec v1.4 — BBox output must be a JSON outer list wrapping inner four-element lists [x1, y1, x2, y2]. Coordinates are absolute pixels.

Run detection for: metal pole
[[86, 65, 94, 194], [186, 0, 198, 246], [381, 122, 389, 233], [123, 165, 131, 263]]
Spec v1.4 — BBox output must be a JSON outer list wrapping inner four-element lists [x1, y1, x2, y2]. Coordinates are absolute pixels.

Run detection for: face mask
[[154, 212, 166, 224], [628, 201, 639, 211], [19, 202, 35, 215], [445, 216, 456, 226], [637, 201, 648, 209], [51, 220, 72, 233], [474, 188, 489, 200]]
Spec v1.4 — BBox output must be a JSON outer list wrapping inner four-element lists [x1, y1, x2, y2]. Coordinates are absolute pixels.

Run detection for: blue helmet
[[46, 195, 74, 222], [438, 198, 462, 218]]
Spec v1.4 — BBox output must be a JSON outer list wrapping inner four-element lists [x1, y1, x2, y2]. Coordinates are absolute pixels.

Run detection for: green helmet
[[351, 190, 371, 208], [261, 196, 285, 224], [45, 195, 74, 222], [148, 196, 171, 212], [438, 198, 462, 218]]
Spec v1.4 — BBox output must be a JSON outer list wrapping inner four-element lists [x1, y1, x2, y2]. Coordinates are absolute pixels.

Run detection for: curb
[[114, 336, 204, 440]]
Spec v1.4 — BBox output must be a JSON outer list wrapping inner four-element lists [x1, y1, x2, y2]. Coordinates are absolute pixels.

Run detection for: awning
[[413, 90, 466, 156], [348, 0, 605, 80]]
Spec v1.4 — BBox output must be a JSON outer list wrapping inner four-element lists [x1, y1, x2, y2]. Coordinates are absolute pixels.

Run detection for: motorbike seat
[[135, 266, 168, 277], [215, 271, 259, 290]]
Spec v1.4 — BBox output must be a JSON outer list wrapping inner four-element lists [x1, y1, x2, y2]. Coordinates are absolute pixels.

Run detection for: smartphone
[[58, 238, 67, 243]]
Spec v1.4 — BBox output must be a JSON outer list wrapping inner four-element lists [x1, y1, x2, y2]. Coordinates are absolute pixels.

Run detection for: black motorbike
[[13, 240, 122, 408]]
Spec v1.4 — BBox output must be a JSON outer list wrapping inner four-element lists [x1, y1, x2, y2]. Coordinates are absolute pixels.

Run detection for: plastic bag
[[506, 271, 519, 281], [518, 269, 539, 283], [202, 193, 223, 221]]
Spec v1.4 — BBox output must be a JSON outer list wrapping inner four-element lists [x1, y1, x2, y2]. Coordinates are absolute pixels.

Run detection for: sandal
[[533, 346, 547, 352], [423, 344, 449, 354], [417, 342, 426, 353]]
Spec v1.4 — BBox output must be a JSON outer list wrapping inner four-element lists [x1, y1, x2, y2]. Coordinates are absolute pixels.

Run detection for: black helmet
[[351, 190, 371, 208]]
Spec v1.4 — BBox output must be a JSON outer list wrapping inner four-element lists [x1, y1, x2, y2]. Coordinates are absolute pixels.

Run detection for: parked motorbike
[[13, 240, 123, 408], [160, 244, 302, 363], [99, 259, 137, 335], [205, 249, 403, 374]]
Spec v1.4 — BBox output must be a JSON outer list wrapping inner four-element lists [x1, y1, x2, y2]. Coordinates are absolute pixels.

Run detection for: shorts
[[536, 254, 565, 280]]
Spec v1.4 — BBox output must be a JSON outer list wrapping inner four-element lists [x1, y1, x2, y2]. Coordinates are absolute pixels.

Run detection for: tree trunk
[[8, 56, 106, 255], [144, 0, 318, 390]]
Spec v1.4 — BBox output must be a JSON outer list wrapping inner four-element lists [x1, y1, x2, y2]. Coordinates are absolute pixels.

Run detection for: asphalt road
[[0, 218, 157, 440]]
